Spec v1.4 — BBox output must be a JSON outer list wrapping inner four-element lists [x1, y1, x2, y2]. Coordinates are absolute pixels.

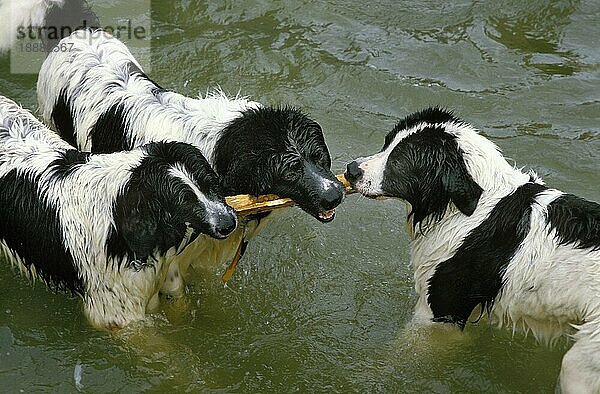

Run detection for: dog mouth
[[352, 180, 376, 197], [317, 209, 336, 222], [352, 181, 388, 201]]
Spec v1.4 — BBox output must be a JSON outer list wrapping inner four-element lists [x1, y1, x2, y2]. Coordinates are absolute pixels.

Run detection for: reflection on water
[[486, 0, 581, 76], [1, 0, 599, 392], [486, 1, 577, 54]]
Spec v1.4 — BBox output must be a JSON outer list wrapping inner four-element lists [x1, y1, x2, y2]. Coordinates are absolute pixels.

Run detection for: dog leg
[[83, 292, 143, 330], [161, 262, 185, 297], [393, 296, 471, 367], [559, 337, 600, 394], [160, 236, 210, 296], [146, 292, 160, 312]]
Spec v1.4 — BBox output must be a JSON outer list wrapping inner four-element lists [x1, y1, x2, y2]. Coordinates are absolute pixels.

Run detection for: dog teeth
[[318, 209, 335, 220]]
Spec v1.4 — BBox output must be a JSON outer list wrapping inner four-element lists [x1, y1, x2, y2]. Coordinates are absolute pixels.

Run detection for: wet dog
[[3, 0, 345, 288], [35, 27, 344, 224], [0, 96, 237, 329], [346, 108, 600, 392]]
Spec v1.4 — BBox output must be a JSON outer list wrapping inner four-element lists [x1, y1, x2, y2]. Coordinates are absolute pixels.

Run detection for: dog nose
[[345, 161, 363, 182], [216, 211, 237, 237], [321, 183, 344, 210]]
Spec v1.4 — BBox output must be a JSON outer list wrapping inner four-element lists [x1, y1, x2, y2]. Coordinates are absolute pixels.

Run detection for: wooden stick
[[225, 174, 354, 216], [221, 239, 247, 284], [220, 175, 353, 283]]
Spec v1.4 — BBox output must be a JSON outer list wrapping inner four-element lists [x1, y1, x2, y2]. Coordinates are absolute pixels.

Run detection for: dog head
[[214, 106, 344, 223], [111, 142, 238, 266], [345, 108, 483, 228]]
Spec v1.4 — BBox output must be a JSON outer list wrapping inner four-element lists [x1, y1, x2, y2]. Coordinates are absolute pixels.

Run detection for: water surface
[[1, 0, 599, 392]]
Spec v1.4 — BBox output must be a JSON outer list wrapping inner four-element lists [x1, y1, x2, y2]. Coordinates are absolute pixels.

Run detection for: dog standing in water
[[0, 96, 237, 329], [345, 108, 600, 393]]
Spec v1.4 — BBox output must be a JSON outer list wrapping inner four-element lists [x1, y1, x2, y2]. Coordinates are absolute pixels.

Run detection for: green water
[[1, 0, 599, 392]]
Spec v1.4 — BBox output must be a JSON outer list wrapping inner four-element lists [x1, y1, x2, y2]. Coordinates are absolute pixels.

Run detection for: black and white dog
[[345, 108, 600, 393], [0, 96, 237, 329], [36, 28, 344, 224]]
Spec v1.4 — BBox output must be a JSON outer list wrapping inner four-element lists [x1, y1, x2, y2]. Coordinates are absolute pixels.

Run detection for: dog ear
[[220, 158, 273, 196], [443, 164, 483, 216]]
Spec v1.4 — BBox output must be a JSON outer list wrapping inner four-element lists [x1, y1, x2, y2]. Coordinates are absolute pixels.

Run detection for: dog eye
[[283, 170, 300, 182], [282, 162, 303, 181]]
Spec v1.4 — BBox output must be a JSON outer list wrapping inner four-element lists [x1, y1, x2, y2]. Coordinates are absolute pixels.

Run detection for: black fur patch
[[0, 168, 83, 294], [547, 194, 600, 251], [89, 102, 131, 154], [427, 182, 547, 329], [107, 142, 227, 267], [50, 149, 91, 179], [381, 125, 483, 228], [51, 89, 78, 148]]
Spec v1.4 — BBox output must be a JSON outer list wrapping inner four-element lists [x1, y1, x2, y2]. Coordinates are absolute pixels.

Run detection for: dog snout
[[213, 209, 238, 238], [345, 161, 363, 183], [321, 183, 344, 210]]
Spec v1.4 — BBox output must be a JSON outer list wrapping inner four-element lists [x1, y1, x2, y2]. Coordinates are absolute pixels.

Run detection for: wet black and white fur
[[4, 0, 345, 290], [345, 108, 600, 393], [0, 96, 237, 329], [1, 0, 343, 296], [34, 26, 343, 222]]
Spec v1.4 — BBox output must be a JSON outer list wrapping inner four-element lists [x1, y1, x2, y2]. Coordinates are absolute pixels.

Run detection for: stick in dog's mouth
[[225, 174, 355, 217]]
